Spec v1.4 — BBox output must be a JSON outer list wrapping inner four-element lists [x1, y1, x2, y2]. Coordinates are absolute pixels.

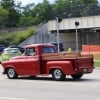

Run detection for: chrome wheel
[[7, 68, 18, 79], [8, 69, 15, 78], [52, 69, 65, 81], [54, 69, 62, 79]]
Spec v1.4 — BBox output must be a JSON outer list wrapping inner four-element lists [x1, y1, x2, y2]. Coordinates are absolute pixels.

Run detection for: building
[[19, 15, 100, 51]]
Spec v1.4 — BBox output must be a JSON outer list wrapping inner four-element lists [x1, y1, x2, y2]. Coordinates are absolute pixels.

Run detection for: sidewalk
[[94, 60, 100, 62], [95, 67, 100, 70]]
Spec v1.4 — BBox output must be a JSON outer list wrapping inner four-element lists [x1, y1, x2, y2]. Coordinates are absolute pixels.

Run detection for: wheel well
[[49, 68, 54, 74]]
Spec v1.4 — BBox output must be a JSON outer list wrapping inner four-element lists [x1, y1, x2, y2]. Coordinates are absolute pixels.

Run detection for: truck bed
[[42, 52, 93, 60], [42, 52, 94, 74]]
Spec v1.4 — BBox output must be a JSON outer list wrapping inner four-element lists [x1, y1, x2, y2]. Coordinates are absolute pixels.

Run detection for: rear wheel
[[7, 68, 18, 79], [71, 74, 83, 79], [52, 69, 66, 81]]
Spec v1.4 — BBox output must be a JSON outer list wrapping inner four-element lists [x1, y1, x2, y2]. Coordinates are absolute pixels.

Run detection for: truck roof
[[25, 43, 55, 48]]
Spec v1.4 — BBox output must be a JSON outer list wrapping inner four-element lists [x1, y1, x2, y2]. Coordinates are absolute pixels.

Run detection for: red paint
[[1, 44, 94, 78]]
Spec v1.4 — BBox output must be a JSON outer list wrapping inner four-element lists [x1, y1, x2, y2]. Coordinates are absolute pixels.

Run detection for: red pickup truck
[[1, 44, 94, 81]]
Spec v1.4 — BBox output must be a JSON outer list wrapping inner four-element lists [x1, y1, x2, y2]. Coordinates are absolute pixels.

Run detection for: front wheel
[[71, 74, 83, 79], [52, 69, 66, 81], [7, 68, 18, 79]]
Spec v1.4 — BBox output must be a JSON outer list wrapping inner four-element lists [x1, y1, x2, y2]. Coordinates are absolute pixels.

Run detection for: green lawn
[[93, 54, 100, 67], [94, 61, 100, 67]]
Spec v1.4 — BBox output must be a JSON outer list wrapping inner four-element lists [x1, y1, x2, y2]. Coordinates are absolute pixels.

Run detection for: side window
[[43, 47, 55, 53], [27, 48, 36, 56]]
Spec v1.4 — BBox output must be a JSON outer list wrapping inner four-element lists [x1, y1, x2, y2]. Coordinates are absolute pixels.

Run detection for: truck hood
[[9, 56, 25, 60]]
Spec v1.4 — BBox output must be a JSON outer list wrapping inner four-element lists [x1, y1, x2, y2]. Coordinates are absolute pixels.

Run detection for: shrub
[[0, 26, 36, 46], [0, 37, 10, 47]]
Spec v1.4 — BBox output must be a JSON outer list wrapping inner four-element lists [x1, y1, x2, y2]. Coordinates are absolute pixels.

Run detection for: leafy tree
[[18, 16, 36, 26], [52, 0, 99, 18], [40, 0, 53, 22], [18, 3, 36, 26], [32, 3, 43, 24], [33, 0, 52, 24], [22, 3, 35, 17], [20, 0, 52, 25], [75, 0, 98, 5], [0, 0, 22, 27], [0, 6, 8, 27]]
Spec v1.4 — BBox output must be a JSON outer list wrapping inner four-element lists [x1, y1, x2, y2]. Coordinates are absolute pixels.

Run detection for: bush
[[0, 27, 36, 46], [14, 27, 36, 45], [28, 26, 36, 36], [0, 38, 9, 47]]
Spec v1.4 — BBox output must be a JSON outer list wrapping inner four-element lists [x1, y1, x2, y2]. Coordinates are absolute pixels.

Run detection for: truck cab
[[1, 44, 94, 81], [20, 44, 56, 75]]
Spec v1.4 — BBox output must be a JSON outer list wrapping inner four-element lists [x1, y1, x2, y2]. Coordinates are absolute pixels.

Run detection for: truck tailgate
[[77, 57, 94, 73]]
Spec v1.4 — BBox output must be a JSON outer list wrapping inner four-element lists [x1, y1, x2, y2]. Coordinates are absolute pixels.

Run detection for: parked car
[[0, 48, 22, 62], [8, 45, 25, 53], [49, 42, 64, 52], [0, 45, 6, 52]]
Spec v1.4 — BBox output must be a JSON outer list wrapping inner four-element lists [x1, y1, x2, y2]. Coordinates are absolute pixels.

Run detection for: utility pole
[[56, 15, 62, 53], [75, 21, 79, 52]]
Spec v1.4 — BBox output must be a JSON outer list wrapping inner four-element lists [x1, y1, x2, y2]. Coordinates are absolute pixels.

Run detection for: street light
[[75, 21, 79, 52], [56, 15, 62, 53]]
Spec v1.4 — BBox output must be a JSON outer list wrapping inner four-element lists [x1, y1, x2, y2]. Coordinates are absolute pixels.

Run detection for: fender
[[46, 61, 76, 75], [2, 61, 21, 75]]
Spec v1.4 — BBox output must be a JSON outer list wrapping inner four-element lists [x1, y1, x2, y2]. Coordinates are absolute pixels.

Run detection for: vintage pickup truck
[[1, 44, 94, 81]]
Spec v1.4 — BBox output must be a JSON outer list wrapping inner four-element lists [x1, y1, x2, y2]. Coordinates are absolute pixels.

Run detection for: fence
[[82, 45, 100, 54]]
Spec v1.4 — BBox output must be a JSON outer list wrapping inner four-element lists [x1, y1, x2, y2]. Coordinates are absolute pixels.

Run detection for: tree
[[52, 0, 99, 18], [33, 0, 52, 24], [18, 3, 37, 26], [0, 6, 8, 28], [22, 3, 35, 17], [18, 16, 36, 26], [40, 0, 53, 23], [0, 0, 22, 27]]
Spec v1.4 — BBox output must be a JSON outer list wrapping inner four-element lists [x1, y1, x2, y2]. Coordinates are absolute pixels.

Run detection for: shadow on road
[[16, 76, 100, 82]]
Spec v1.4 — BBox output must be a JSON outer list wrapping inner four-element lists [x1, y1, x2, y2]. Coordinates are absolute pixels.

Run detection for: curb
[[94, 60, 100, 62], [95, 67, 100, 70]]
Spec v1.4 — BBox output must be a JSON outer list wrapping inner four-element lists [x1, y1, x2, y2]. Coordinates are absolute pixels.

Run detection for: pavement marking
[[0, 97, 27, 100]]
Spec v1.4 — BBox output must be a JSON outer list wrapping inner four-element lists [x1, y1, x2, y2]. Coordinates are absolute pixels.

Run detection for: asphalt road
[[0, 65, 100, 100]]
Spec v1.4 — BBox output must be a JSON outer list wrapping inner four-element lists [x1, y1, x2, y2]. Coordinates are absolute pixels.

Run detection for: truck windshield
[[42, 47, 55, 53]]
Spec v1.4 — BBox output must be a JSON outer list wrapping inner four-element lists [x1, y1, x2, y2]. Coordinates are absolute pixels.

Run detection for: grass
[[93, 54, 100, 67], [94, 62, 100, 67], [0, 27, 36, 46]]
